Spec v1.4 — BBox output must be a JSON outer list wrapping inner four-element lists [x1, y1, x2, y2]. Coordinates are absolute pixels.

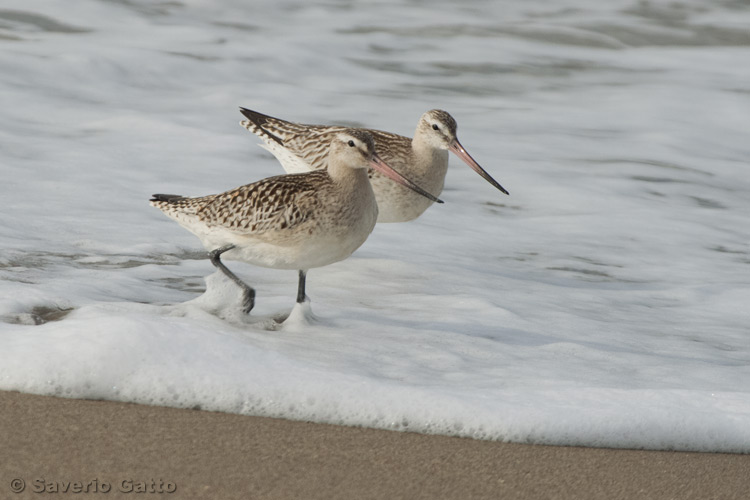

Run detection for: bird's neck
[[412, 130, 447, 159], [327, 162, 370, 188], [409, 134, 449, 181]]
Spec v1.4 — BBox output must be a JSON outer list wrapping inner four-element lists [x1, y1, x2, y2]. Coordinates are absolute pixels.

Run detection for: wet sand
[[1, 390, 748, 499]]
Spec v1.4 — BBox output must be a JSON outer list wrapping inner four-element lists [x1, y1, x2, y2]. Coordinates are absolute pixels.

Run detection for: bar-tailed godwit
[[239, 108, 508, 223], [150, 129, 442, 316]]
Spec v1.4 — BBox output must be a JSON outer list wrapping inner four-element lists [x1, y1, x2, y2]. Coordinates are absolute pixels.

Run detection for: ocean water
[[1, 0, 750, 453]]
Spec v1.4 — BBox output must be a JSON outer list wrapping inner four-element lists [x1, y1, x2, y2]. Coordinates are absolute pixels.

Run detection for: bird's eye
[[432, 124, 439, 131], [348, 140, 355, 147]]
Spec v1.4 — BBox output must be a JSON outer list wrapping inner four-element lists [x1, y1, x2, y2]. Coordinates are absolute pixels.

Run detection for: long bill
[[369, 154, 444, 204], [449, 139, 509, 195]]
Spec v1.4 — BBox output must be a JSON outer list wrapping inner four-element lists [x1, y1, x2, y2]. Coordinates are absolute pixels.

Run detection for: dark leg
[[209, 245, 255, 314], [296, 269, 308, 304]]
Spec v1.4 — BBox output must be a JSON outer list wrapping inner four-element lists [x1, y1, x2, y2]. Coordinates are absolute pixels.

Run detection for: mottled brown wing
[[363, 128, 413, 166], [240, 108, 343, 171], [276, 125, 346, 171], [241, 108, 414, 171], [195, 171, 329, 235]]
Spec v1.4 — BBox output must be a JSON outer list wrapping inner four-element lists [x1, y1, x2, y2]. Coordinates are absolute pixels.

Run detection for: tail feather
[[239, 107, 284, 146], [150, 193, 184, 203], [150, 193, 202, 222], [239, 107, 275, 126]]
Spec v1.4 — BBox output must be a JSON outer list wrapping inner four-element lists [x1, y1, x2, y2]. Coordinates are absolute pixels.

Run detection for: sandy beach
[[1, 390, 748, 500]]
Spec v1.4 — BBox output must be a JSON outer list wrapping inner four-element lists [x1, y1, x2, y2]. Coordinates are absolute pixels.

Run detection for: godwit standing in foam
[[239, 108, 508, 223], [150, 129, 442, 315]]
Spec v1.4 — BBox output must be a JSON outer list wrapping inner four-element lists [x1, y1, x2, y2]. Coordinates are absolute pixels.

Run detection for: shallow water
[[1, 0, 749, 452]]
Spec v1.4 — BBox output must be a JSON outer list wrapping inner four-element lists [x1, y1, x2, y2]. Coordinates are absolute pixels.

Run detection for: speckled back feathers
[[150, 170, 331, 235], [240, 108, 413, 171]]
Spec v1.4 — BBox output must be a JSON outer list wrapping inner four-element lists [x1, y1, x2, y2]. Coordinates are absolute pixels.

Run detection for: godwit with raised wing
[[150, 129, 442, 315], [239, 108, 508, 223]]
